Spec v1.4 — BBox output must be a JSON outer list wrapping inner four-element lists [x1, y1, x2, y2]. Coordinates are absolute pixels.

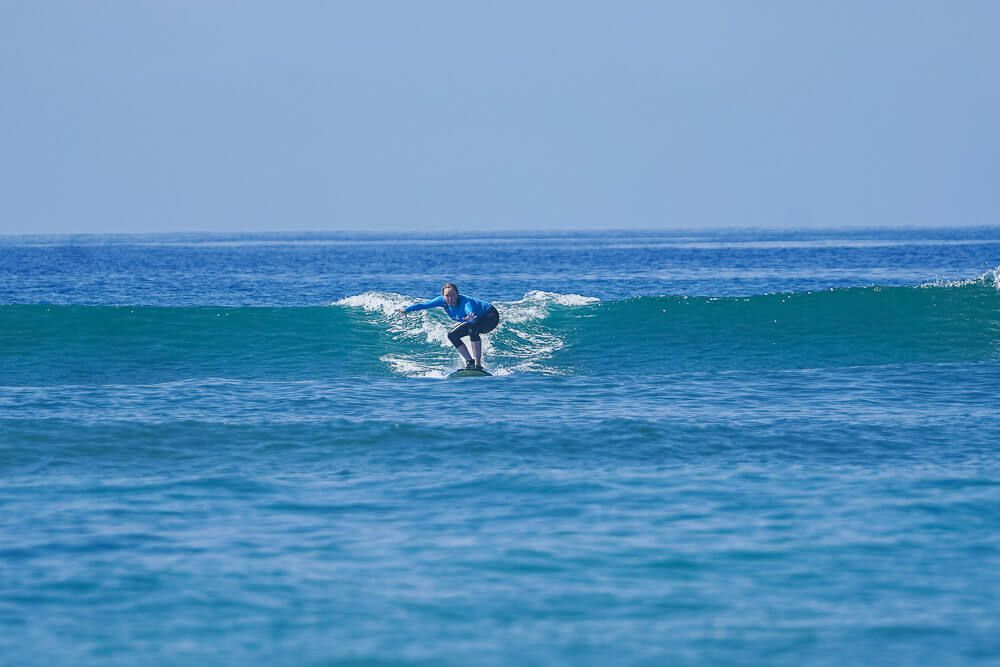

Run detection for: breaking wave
[[2, 279, 997, 384]]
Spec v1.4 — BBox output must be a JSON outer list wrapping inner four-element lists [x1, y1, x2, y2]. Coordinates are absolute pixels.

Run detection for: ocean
[[1, 228, 998, 666]]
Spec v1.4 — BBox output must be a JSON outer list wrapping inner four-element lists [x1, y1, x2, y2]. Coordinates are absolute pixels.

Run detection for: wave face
[[560, 280, 1000, 373], [3, 280, 997, 383]]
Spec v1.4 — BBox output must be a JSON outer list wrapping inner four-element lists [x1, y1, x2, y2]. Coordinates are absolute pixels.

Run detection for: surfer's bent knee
[[447, 324, 468, 347]]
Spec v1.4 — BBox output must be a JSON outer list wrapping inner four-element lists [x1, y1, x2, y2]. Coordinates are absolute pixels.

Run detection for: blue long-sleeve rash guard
[[404, 295, 493, 322]]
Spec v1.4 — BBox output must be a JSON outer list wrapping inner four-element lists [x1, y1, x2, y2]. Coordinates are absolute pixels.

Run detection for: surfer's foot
[[466, 359, 476, 369], [474, 364, 484, 371]]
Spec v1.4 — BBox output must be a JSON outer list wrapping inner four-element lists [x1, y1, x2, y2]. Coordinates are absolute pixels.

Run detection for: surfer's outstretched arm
[[400, 296, 445, 314]]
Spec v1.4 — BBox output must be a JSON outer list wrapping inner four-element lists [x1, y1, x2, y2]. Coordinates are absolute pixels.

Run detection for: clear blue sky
[[1, 1, 998, 234]]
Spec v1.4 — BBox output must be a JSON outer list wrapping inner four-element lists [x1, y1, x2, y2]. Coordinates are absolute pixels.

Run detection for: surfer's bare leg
[[470, 340, 482, 367], [455, 343, 473, 364]]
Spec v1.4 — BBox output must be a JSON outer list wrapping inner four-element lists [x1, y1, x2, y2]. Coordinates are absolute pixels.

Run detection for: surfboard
[[448, 368, 492, 378]]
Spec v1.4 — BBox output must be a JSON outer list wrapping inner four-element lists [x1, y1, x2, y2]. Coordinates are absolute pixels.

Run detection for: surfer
[[398, 283, 500, 370]]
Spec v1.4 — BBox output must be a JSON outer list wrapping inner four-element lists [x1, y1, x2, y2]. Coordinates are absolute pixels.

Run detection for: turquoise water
[[1, 229, 999, 665]]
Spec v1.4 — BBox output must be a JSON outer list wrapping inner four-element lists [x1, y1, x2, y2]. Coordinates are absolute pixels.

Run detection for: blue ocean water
[[1, 228, 999, 666]]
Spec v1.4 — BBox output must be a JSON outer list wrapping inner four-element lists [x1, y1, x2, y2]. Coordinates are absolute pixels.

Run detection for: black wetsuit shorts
[[447, 305, 500, 346]]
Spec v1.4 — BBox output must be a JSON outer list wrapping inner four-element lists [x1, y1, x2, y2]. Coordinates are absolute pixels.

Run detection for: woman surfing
[[398, 283, 500, 371]]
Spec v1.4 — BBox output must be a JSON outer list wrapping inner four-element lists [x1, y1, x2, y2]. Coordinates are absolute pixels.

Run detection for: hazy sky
[[1, 1, 998, 234]]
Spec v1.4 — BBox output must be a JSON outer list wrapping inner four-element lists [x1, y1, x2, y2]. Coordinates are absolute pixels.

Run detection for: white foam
[[380, 355, 449, 379], [920, 267, 1000, 290], [333, 291, 411, 316], [497, 290, 600, 324], [483, 292, 596, 374], [986, 267, 1000, 289], [520, 290, 600, 306]]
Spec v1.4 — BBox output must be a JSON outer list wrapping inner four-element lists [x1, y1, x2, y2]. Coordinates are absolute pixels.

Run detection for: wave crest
[[4, 283, 996, 383]]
